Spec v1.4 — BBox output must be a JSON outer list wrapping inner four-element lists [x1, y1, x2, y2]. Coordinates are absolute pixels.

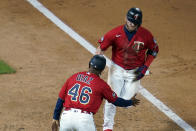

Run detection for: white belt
[[64, 108, 93, 115]]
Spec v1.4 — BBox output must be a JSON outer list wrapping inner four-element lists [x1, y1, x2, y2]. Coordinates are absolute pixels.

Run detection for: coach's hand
[[131, 97, 140, 107], [133, 65, 148, 81], [52, 119, 59, 131]]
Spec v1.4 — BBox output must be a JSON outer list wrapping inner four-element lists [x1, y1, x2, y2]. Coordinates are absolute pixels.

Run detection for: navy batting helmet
[[89, 55, 106, 71], [127, 7, 143, 26]]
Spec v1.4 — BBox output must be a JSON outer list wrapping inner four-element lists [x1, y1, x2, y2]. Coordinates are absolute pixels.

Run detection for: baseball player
[[52, 55, 140, 131], [96, 7, 159, 131]]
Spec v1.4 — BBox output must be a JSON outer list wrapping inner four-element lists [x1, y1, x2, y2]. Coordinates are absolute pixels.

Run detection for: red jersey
[[98, 25, 159, 69], [59, 71, 118, 114]]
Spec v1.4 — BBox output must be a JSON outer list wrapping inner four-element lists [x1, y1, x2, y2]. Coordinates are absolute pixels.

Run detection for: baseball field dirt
[[0, 0, 195, 131]]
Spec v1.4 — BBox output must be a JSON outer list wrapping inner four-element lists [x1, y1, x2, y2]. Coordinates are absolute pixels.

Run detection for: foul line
[[26, 0, 195, 130]]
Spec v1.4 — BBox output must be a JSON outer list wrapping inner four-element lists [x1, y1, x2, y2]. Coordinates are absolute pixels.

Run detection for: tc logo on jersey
[[132, 41, 144, 53]]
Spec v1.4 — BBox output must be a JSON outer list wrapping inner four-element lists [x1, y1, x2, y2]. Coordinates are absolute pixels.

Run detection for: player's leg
[[59, 111, 74, 131], [103, 64, 124, 131], [123, 80, 140, 99], [122, 70, 140, 99], [78, 113, 96, 131], [103, 100, 116, 130]]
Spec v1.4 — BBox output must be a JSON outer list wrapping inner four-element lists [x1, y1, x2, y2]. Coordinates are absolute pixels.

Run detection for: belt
[[64, 107, 93, 115]]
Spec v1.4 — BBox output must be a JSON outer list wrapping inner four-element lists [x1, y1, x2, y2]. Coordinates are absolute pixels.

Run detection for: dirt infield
[[0, 0, 195, 131]]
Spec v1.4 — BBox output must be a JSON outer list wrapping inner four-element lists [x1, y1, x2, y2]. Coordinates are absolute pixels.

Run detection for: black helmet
[[89, 55, 106, 71], [127, 7, 143, 26]]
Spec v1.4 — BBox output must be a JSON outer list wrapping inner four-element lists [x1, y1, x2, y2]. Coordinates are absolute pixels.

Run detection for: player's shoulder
[[75, 71, 86, 75], [138, 26, 153, 35], [111, 25, 124, 32], [107, 25, 124, 35], [96, 77, 110, 88], [98, 77, 107, 84]]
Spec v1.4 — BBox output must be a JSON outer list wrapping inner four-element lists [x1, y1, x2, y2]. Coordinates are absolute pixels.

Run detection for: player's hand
[[131, 97, 140, 107], [52, 119, 59, 131], [133, 65, 148, 81], [95, 46, 104, 55]]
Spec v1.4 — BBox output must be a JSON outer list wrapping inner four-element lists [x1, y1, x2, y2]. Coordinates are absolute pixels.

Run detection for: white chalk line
[[26, 0, 195, 130]]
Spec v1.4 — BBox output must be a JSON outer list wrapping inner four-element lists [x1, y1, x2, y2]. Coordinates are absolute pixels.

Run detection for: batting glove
[[133, 65, 148, 81]]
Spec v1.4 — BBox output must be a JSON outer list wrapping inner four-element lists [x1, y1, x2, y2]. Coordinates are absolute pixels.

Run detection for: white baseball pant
[[60, 108, 96, 131], [103, 62, 141, 130]]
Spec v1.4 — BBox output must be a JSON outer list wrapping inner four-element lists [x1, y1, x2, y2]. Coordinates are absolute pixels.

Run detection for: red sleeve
[[145, 55, 154, 67], [59, 79, 69, 100], [102, 83, 118, 103], [145, 33, 159, 67], [98, 30, 114, 51], [147, 37, 159, 53]]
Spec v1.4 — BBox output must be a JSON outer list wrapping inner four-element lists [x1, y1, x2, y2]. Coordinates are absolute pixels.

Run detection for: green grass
[[0, 60, 16, 74]]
